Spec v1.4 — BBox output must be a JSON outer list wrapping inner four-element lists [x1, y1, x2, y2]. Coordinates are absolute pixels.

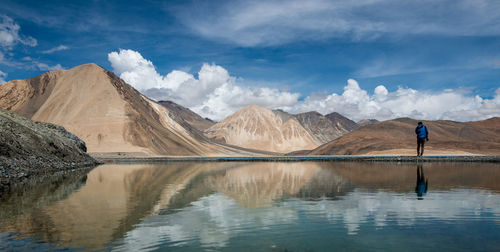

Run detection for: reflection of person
[[415, 121, 429, 157], [415, 164, 428, 199]]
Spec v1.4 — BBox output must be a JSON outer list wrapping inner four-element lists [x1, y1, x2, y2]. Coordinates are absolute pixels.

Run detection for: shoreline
[[95, 155, 500, 163]]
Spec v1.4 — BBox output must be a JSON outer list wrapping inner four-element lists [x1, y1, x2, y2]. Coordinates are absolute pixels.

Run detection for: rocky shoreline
[[0, 109, 100, 192], [0, 158, 99, 192], [96, 155, 500, 163]]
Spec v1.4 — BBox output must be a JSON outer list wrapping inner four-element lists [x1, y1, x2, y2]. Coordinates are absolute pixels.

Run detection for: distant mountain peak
[[206, 105, 318, 153]]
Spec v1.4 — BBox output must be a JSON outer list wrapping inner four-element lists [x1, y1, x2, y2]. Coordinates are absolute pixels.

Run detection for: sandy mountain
[[310, 117, 500, 155], [205, 105, 319, 153], [357, 119, 378, 127], [295, 111, 358, 143], [158, 100, 214, 131], [0, 63, 246, 156]]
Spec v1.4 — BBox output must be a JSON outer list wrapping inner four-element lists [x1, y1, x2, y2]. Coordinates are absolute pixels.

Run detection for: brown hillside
[[158, 100, 214, 131], [0, 64, 246, 156], [310, 117, 500, 155], [205, 105, 319, 153], [295, 111, 357, 143]]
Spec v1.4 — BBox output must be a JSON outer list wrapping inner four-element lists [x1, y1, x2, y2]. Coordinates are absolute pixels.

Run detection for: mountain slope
[[205, 106, 360, 153], [205, 105, 319, 153], [0, 63, 245, 156], [310, 117, 500, 155], [158, 100, 214, 131], [295, 111, 358, 143]]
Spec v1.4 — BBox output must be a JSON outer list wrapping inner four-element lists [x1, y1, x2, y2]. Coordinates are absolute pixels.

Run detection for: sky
[[0, 0, 499, 121]]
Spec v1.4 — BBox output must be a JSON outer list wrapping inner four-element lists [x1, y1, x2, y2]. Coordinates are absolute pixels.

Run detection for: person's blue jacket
[[415, 124, 428, 139]]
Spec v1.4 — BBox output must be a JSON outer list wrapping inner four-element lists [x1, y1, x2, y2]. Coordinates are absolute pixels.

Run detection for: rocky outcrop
[[0, 108, 98, 191]]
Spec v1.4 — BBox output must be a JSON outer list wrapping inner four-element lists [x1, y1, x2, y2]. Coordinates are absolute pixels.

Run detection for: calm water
[[1, 162, 499, 251]]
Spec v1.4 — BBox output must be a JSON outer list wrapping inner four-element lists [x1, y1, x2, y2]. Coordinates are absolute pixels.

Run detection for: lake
[[1, 161, 499, 251]]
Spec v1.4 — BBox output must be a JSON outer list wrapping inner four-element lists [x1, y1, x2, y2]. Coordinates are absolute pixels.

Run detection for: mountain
[[157, 100, 214, 132], [357, 119, 378, 127], [0, 108, 97, 190], [310, 117, 500, 155], [205, 105, 319, 153], [295, 111, 358, 143], [204, 106, 359, 153], [0, 63, 246, 156]]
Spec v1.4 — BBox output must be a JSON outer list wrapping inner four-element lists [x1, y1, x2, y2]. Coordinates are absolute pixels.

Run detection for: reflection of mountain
[[322, 162, 500, 192], [0, 168, 89, 221], [207, 163, 318, 208], [2, 162, 500, 250], [115, 170, 500, 250], [205, 162, 352, 208], [0, 163, 230, 249]]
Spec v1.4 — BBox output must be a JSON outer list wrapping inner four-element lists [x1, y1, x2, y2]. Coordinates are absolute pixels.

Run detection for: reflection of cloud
[[115, 189, 500, 250], [113, 193, 299, 251], [291, 189, 500, 235]]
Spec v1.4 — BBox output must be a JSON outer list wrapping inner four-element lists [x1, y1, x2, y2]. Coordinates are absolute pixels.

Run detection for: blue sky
[[1, 0, 499, 121]]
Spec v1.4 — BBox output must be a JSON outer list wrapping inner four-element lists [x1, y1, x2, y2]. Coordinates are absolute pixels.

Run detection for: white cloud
[[19, 56, 64, 71], [174, 0, 500, 47], [108, 49, 300, 121], [41, 45, 69, 54], [0, 70, 6, 83], [0, 15, 57, 71], [108, 49, 500, 122], [290, 79, 500, 121], [0, 15, 37, 49], [35, 62, 63, 71]]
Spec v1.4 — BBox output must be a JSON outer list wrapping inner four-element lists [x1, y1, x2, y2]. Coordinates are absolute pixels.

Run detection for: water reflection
[[0, 163, 233, 249], [415, 164, 429, 199], [203, 162, 352, 208], [1, 162, 499, 251]]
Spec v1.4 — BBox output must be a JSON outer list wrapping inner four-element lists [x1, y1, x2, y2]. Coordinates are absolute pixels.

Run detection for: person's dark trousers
[[417, 137, 426, 156]]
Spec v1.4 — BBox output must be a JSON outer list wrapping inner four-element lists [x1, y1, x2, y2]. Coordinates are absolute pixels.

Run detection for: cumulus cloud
[[0, 15, 37, 49], [108, 49, 500, 122], [289, 79, 500, 121], [173, 0, 500, 47], [41, 45, 69, 54], [108, 49, 300, 120]]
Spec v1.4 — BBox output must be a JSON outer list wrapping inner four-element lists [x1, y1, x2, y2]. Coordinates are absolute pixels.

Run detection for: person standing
[[415, 121, 429, 157]]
